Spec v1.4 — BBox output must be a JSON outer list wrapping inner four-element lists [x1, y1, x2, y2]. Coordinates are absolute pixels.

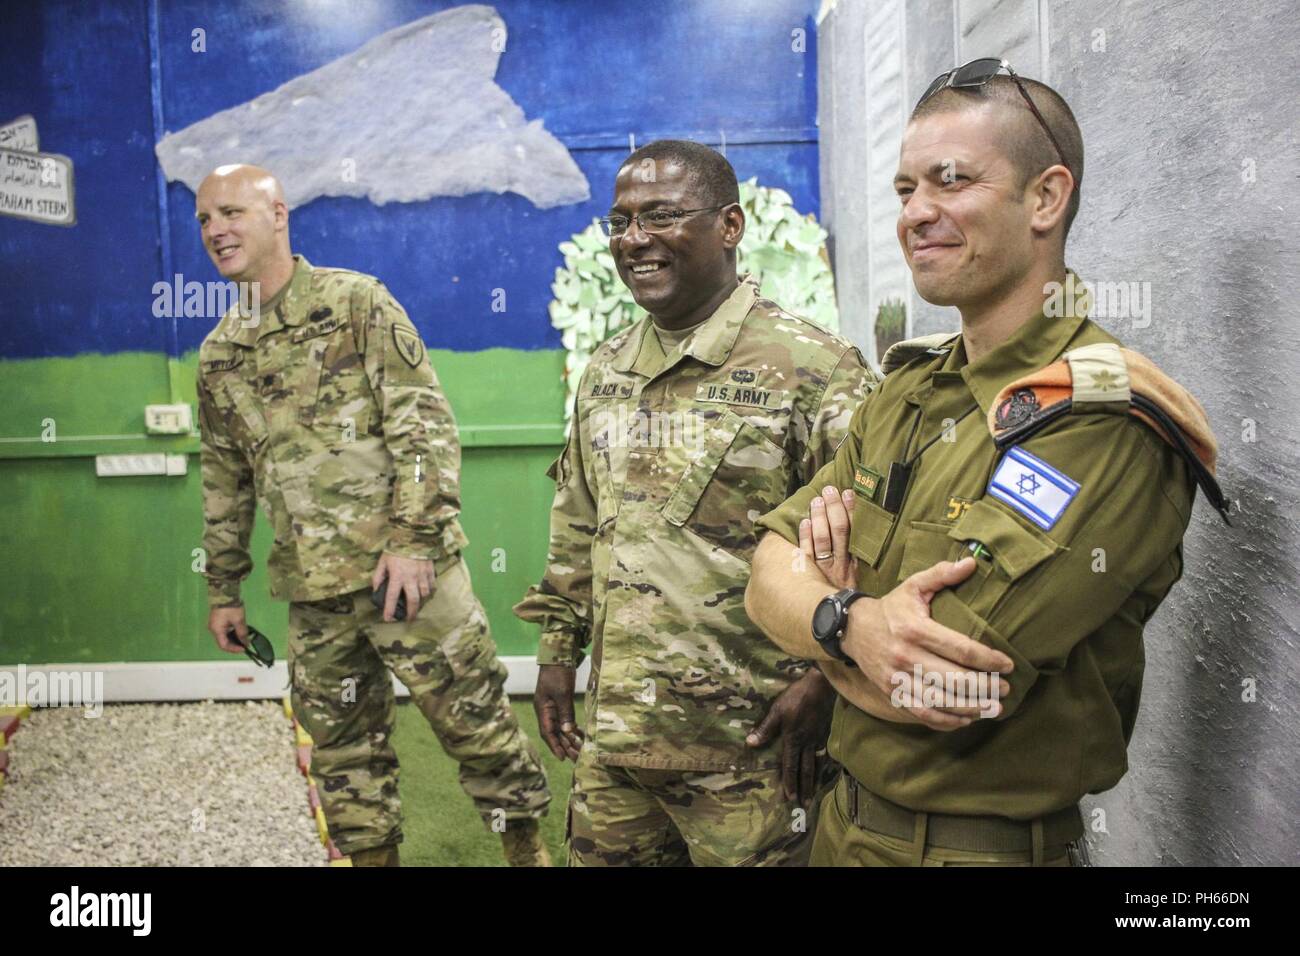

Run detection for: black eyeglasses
[[228, 625, 275, 668], [918, 58, 1069, 175], [599, 204, 731, 239]]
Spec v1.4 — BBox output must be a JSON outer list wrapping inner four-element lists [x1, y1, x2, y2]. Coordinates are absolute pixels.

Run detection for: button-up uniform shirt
[[197, 256, 468, 605], [516, 277, 876, 771], [758, 278, 1195, 817]]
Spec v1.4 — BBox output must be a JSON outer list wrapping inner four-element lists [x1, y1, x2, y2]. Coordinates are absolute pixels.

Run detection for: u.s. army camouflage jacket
[[197, 255, 468, 606], [514, 276, 877, 771]]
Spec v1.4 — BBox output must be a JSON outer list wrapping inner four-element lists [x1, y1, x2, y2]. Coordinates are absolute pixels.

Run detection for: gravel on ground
[[0, 700, 325, 867]]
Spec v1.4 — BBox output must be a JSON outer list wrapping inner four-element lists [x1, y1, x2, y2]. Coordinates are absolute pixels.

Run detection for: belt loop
[[911, 811, 929, 867], [848, 773, 859, 825], [1031, 818, 1044, 867]]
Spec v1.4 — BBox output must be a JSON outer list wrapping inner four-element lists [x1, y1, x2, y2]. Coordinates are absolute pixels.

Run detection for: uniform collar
[[958, 270, 1091, 414], [683, 274, 759, 367], [223, 254, 313, 347], [609, 318, 652, 374], [611, 274, 759, 375]]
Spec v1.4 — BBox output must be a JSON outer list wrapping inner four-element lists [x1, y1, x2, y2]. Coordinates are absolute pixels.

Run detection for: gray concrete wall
[[817, 0, 1300, 865]]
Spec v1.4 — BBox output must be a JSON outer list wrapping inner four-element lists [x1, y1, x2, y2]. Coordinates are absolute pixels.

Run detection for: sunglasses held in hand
[[227, 625, 275, 668]]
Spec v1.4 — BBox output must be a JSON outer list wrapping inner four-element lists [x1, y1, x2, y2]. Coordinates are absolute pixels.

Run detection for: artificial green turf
[[390, 698, 581, 866]]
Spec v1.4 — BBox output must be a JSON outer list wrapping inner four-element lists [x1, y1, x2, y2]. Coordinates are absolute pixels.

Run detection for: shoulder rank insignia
[[986, 341, 1230, 524], [392, 325, 424, 368]]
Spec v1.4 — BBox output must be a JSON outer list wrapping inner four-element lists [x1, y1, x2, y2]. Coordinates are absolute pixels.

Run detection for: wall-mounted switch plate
[[145, 404, 193, 434]]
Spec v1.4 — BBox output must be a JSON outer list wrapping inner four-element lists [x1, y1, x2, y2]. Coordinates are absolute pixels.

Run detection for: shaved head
[[200, 163, 286, 208], [195, 164, 293, 287], [912, 75, 1083, 239]]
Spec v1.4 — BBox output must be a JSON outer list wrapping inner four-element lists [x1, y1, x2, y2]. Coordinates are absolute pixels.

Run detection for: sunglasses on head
[[918, 57, 1070, 175], [228, 625, 275, 668]]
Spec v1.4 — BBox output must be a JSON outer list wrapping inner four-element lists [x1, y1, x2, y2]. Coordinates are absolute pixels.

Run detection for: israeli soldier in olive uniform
[[194, 165, 550, 867], [746, 69, 1226, 865], [514, 141, 877, 866]]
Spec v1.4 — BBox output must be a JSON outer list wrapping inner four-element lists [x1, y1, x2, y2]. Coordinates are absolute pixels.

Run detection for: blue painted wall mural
[[2, 0, 820, 359], [0, 0, 821, 665]]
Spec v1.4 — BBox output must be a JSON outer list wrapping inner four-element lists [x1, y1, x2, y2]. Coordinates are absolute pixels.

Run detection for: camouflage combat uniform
[[514, 276, 876, 865], [197, 255, 549, 855]]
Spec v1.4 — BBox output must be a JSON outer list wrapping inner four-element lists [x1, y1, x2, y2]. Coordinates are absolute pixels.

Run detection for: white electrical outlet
[[145, 403, 194, 434], [96, 454, 168, 477]]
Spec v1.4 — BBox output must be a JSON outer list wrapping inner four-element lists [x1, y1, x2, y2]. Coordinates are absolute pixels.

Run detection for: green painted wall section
[[0, 347, 567, 664]]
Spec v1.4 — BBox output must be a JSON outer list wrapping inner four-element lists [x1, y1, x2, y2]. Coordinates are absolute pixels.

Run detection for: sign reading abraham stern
[[0, 145, 76, 227]]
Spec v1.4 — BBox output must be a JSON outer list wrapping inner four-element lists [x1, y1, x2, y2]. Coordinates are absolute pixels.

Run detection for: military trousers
[[287, 558, 550, 855], [566, 749, 830, 867], [810, 773, 1074, 867]]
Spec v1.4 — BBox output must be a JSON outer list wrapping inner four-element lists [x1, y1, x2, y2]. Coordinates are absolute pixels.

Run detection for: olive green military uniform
[[514, 276, 876, 866], [197, 256, 549, 856], [757, 275, 1197, 866]]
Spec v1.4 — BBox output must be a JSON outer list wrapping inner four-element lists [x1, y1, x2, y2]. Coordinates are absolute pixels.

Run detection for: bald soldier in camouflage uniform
[[194, 164, 549, 866], [515, 141, 876, 865]]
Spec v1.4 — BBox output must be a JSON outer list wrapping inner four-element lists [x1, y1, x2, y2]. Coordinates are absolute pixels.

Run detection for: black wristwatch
[[812, 588, 867, 666]]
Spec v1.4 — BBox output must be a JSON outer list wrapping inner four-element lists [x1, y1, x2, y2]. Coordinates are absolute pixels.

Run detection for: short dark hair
[[618, 139, 740, 208], [912, 74, 1084, 239]]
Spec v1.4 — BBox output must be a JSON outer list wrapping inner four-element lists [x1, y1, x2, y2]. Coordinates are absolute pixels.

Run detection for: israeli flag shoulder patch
[[987, 446, 1080, 531]]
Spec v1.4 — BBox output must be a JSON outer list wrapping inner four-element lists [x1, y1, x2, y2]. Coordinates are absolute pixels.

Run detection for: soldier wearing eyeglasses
[[746, 65, 1224, 866], [515, 140, 876, 866]]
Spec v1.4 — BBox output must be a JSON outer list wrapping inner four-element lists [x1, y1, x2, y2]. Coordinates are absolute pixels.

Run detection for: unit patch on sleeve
[[987, 446, 1080, 530], [392, 325, 424, 368]]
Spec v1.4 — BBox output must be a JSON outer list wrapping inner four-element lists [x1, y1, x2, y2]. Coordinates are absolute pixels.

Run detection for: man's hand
[[534, 664, 583, 761], [799, 485, 858, 589], [208, 604, 248, 654], [804, 484, 1009, 729], [842, 558, 1013, 721], [371, 552, 436, 622], [745, 668, 836, 803]]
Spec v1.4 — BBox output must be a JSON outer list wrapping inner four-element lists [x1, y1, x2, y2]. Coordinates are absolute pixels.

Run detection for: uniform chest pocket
[[848, 496, 899, 567], [201, 350, 268, 455], [662, 408, 788, 556], [290, 319, 373, 438], [943, 499, 1063, 621], [576, 396, 633, 523]]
